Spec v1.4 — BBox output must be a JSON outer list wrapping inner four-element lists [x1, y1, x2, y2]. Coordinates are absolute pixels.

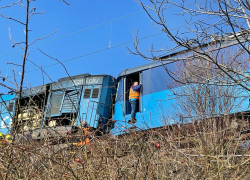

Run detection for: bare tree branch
[[0, 0, 22, 9], [0, 13, 25, 25]]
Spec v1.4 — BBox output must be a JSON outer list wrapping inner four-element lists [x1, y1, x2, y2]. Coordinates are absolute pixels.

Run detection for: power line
[[0, 10, 144, 58], [19, 17, 216, 75], [5, 15, 217, 78], [27, 32, 164, 73], [5, 31, 164, 79], [23, 16, 217, 74]]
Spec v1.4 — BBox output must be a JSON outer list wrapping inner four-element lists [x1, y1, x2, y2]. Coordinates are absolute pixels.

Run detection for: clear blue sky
[[0, 0, 195, 93]]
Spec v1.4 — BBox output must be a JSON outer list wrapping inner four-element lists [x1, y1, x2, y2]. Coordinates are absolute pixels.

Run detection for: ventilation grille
[[83, 89, 91, 99], [7, 102, 14, 112], [92, 88, 99, 98], [61, 87, 81, 112], [50, 91, 64, 115]]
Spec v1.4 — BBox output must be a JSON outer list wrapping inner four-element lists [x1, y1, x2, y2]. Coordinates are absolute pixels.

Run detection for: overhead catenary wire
[[13, 15, 217, 76], [0, 10, 144, 58], [109, 21, 113, 48], [3, 15, 218, 79], [25, 31, 164, 74], [0, 2, 176, 58]]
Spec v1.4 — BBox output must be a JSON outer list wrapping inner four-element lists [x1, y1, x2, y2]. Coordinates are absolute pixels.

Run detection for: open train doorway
[[124, 72, 142, 115]]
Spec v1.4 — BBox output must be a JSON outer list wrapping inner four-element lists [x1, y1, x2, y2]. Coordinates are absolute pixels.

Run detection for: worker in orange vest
[[128, 81, 142, 123]]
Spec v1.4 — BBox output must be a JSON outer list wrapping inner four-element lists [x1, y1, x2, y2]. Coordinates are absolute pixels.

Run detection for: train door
[[79, 85, 101, 128], [124, 72, 142, 115]]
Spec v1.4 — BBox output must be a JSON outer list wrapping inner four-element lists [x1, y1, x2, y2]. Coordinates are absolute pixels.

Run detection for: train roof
[[117, 39, 227, 79], [58, 73, 90, 82], [0, 93, 15, 101], [20, 74, 113, 96], [50, 74, 113, 90], [117, 60, 173, 79], [58, 73, 111, 82], [118, 30, 249, 79]]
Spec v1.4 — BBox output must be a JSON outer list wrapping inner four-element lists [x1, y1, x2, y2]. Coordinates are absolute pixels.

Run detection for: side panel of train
[[43, 74, 116, 134], [112, 62, 250, 134], [0, 94, 15, 134], [0, 74, 116, 137]]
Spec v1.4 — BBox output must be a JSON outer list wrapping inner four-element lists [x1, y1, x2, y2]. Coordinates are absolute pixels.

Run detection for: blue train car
[[8, 73, 116, 139], [0, 93, 16, 134], [41, 74, 116, 136], [112, 61, 178, 134], [112, 60, 250, 134]]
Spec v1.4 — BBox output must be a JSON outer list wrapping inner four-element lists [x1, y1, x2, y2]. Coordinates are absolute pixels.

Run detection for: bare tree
[[133, 0, 250, 92], [0, 0, 70, 131]]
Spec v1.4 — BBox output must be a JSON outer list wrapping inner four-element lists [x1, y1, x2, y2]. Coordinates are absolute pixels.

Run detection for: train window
[[91, 88, 99, 98], [0, 102, 3, 113], [83, 89, 91, 99], [7, 102, 14, 112]]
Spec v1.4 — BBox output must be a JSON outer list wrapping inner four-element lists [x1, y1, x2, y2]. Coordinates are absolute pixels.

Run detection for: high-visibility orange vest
[[129, 86, 139, 100]]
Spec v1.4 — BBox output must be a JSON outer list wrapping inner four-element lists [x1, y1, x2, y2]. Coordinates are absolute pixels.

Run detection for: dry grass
[[0, 119, 250, 180]]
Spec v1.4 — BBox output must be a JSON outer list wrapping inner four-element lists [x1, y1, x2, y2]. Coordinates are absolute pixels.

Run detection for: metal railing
[[84, 100, 111, 128]]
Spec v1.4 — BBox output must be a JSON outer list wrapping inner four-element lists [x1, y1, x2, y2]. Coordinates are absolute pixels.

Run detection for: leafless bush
[[0, 126, 249, 179], [0, 1, 250, 179]]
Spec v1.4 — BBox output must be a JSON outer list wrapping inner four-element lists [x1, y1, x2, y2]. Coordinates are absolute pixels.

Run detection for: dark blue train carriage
[[43, 73, 116, 136], [0, 73, 116, 138]]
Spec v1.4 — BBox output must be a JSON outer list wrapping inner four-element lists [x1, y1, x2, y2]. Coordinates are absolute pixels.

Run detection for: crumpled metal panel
[[61, 87, 82, 113], [21, 85, 46, 97], [50, 91, 64, 115]]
